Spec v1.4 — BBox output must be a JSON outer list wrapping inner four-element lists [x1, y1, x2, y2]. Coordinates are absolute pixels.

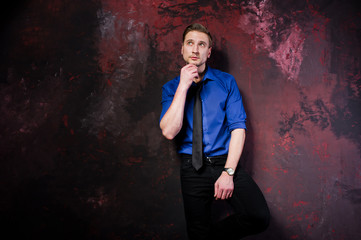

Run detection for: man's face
[[181, 30, 212, 72]]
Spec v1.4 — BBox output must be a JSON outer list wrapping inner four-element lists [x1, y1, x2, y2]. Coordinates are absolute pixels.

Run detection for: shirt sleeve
[[225, 77, 247, 131], [159, 84, 174, 123]]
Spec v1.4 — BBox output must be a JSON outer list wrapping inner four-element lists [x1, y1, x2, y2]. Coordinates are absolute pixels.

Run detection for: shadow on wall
[[208, 47, 229, 73]]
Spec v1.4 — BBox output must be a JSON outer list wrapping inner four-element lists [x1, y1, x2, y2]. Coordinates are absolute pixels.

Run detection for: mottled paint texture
[[0, 0, 360, 239]]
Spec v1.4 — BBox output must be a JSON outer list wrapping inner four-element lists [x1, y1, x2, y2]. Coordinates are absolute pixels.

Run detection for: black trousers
[[180, 154, 270, 240]]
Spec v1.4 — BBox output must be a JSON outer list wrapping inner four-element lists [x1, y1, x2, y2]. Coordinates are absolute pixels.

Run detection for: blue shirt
[[160, 66, 247, 156]]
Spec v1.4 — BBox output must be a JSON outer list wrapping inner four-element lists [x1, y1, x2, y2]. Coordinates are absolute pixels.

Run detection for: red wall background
[[1, 0, 360, 239]]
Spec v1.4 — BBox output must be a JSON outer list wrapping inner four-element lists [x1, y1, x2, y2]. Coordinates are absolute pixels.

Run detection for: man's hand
[[179, 64, 199, 89], [214, 172, 234, 200]]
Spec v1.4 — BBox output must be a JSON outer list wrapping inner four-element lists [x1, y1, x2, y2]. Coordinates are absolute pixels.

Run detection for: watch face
[[226, 168, 234, 175]]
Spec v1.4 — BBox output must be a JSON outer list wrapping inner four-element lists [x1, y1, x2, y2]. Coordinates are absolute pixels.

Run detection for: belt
[[180, 154, 227, 165]]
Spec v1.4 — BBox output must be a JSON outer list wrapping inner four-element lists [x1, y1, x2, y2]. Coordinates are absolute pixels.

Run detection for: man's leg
[[211, 166, 270, 239], [180, 158, 214, 240]]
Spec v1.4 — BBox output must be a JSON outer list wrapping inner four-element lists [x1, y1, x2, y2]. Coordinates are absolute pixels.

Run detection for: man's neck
[[197, 65, 207, 82]]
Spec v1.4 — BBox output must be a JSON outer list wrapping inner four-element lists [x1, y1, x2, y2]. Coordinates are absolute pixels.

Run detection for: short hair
[[182, 23, 213, 47]]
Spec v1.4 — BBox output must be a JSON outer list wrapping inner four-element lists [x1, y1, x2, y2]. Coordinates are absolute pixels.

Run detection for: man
[[160, 23, 270, 240]]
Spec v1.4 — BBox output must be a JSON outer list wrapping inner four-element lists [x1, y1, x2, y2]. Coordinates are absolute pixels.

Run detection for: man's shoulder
[[207, 67, 236, 92], [162, 76, 180, 91], [207, 67, 235, 82]]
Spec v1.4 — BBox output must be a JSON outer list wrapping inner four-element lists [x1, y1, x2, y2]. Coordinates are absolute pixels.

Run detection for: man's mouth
[[190, 56, 199, 60]]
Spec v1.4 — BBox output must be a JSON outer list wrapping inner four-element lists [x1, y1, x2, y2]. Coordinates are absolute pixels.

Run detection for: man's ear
[[208, 47, 212, 58], [181, 45, 184, 55]]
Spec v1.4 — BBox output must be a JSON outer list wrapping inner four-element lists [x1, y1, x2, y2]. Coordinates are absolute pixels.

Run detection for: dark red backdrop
[[1, 0, 360, 239]]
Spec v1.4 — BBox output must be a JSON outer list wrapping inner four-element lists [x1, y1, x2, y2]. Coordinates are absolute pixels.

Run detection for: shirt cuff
[[228, 122, 247, 132]]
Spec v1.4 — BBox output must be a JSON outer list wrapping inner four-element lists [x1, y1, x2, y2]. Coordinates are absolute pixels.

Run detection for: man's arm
[[214, 128, 246, 200], [160, 64, 199, 139], [160, 84, 188, 139]]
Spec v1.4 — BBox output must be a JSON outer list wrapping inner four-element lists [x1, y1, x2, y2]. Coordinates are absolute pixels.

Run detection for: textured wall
[[0, 0, 360, 239]]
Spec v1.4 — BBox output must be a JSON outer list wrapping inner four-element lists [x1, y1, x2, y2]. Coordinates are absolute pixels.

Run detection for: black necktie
[[192, 83, 203, 171]]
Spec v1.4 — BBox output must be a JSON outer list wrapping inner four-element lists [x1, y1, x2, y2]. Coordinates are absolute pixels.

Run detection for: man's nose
[[192, 44, 199, 53]]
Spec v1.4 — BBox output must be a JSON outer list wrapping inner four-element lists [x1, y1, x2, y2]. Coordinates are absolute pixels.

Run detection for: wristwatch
[[223, 168, 235, 176]]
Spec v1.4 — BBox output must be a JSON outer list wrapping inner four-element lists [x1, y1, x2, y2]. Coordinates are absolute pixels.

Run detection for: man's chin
[[189, 60, 200, 66]]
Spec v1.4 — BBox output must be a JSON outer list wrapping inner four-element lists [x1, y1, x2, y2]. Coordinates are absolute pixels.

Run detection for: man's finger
[[214, 183, 218, 198], [216, 190, 222, 200], [226, 191, 232, 199], [222, 190, 228, 200]]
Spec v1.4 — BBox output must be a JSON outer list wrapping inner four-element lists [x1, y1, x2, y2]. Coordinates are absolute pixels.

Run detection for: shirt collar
[[189, 66, 216, 87], [203, 66, 216, 82]]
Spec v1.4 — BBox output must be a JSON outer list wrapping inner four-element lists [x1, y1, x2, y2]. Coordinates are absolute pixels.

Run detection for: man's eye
[[187, 42, 193, 46]]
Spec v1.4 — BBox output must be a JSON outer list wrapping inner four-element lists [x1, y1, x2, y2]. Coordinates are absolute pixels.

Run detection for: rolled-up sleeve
[[225, 78, 247, 132], [160, 85, 174, 122]]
